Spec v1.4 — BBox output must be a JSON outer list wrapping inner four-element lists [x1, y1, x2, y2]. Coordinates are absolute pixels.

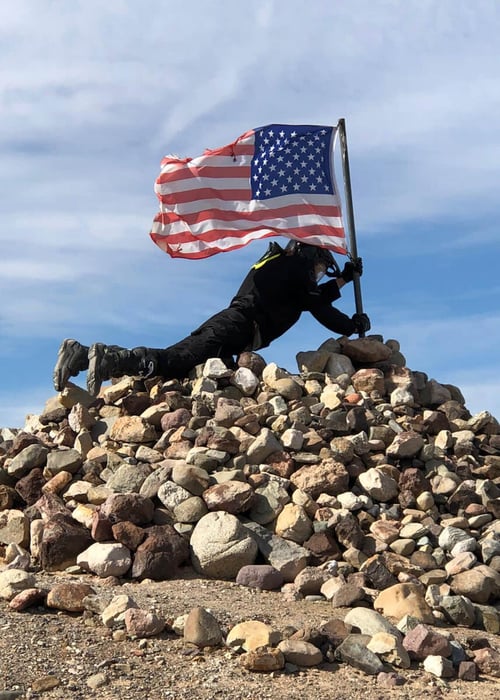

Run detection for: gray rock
[[190, 512, 258, 579], [335, 634, 385, 675], [243, 520, 309, 582]]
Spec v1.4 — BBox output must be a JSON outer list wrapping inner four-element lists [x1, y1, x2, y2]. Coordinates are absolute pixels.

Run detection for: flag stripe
[[153, 202, 341, 226], [149, 124, 346, 259]]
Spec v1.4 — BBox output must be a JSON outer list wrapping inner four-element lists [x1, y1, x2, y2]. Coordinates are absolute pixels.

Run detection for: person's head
[[285, 240, 339, 280]]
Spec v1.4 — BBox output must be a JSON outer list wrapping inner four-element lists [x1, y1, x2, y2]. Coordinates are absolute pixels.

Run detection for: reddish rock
[[290, 459, 349, 499], [472, 647, 500, 677], [9, 588, 47, 611], [236, 564, 284, 590], [46, 582, 95, 612], [458, 661, 478, 681], [40, 513, 93, 571], [15, 468, 45, 505], [131, 525, 189, 580], [100, 493, 154, 525], [124, 608, 166, 638], [91, 510, 114, 542], [303, 531, 342, 565], [112, 521, 147, 551], [203, 481, 255, 514], [402, 624, 451, 660], [160, 408, 192, 432]]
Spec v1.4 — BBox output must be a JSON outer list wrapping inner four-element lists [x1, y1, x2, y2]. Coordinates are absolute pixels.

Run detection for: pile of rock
[[0, 334, 499, 679]]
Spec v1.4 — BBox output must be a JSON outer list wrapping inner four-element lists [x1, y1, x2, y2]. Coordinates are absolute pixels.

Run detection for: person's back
[[231, 251, 318, 347]]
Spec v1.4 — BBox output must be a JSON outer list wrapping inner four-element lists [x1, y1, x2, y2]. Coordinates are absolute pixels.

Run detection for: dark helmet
[[285, 240, 340, 277]]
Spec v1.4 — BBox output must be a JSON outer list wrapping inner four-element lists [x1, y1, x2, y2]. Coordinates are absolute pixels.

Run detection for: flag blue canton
[[251, 124, 335, 201]]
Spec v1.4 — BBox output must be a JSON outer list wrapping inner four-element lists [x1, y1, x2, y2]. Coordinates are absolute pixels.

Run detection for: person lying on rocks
[[53, 241, 370, 396]]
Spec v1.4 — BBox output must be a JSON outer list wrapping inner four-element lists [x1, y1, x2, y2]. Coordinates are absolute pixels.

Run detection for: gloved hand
[[352, 312, 371, 334], [341, 257, 363, 282]]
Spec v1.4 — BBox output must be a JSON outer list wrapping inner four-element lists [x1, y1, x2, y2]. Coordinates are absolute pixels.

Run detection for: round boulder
[[190, 511, 257, 579]]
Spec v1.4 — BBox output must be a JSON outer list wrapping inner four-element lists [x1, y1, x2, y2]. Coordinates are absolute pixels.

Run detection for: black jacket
[[229, 252, 356, 348]]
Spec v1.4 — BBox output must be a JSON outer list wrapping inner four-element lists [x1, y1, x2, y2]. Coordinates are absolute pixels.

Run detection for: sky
[[1, 0, 499, 429]]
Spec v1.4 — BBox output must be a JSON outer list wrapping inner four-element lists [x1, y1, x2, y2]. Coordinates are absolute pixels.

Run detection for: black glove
[[341, 257, 363, 282], [352, 312, 371, 334]]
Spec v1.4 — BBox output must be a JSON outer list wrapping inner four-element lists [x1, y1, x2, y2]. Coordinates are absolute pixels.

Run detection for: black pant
[[150, 307, 255, 379]]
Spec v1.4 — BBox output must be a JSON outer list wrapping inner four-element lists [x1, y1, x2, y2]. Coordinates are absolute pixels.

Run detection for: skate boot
[[86, 343, 153, 396], [53, 339, 90, 392]]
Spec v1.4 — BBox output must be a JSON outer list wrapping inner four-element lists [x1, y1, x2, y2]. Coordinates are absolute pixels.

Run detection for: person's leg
[[86, 344, 152, 396], [84, 307, 254, 395], [53, 339, 90, 391], [154, 308, 254, 378]]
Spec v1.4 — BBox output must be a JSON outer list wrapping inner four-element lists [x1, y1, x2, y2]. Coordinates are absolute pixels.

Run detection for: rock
[[124, 608, 166, 638], [472, 647, 500, 677], [7, 444, 48, 478], [9, 587, 46, 611], [0, 569, 36, 600], [458, 661, 478, 681], [40, 513, 93, 571], [183, 607, 223, 647], [190, 512, 257, 579], [131, 524, 189, 580], [343, 608, 401, 638], [100, 493, 155, 525], [290, 459, 349, 498], [277, 639, 323, 667], [386, 431, 424, 459], [402, 624, 451, 660], [246, 429, 283, 464], [203, 480, 255, 514], [45, 448, 83, 476], [226, 620, 278, 651], [341, 338, 392, 364], [330, 583, 366, 608], [335, 634, 385, 675], [235, 564, 284, 591], [367, 632, 411, 668], [0, 509, 30, 548], [423, 655, 455, 678], [109, 416, 157, 442], [293, 566, 330, 595], [358, 468, 399, 502], [46, 582, 95, 612], [77, 542, 132, 578], [239, 647, 285, 672], [102, 595, 139, 628], [450, 567, 497, 603], [275, 503, 313, 544], [374, 583, 434, 623], [377, 671, 406, 687], [243, 520, 309, 582], [351, 368, 385, 394], [106, 463, 151, 493], [439, 595, 476, 627]]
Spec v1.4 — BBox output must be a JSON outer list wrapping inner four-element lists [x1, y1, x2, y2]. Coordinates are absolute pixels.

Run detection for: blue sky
[[1, 0, 499, 428]]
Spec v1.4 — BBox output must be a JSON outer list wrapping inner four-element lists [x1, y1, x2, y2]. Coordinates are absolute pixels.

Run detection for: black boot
[[53, 339, 90, 392], [86, 343, 153, 396]]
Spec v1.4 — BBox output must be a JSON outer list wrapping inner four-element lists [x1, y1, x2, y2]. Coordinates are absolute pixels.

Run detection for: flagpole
[[337, 118, 365, 337]]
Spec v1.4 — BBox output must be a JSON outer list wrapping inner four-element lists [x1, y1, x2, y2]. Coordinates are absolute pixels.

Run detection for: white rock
[[102, 594, 138, 628], [0, 569, 36, 600], [423, 655, 454, 678], [358, 468, 398, 502], [77, 542, 132, 578], [231, 367, 259, 395]]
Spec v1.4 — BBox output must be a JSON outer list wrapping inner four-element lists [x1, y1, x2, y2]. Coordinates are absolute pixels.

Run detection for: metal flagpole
[[337, 118, 365, 337]]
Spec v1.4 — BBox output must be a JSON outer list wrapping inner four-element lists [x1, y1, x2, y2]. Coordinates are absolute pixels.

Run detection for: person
[[53, 241, 370, 396]]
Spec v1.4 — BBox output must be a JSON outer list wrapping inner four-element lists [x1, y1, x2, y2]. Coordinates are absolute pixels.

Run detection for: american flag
[[150, 124, 346, 259]]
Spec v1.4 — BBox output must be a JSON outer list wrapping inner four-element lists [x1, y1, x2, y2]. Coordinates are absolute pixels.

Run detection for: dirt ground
[[0, 568, 498, 700]]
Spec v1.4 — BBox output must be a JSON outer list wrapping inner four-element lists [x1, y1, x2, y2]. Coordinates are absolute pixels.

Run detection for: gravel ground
[[0, 568, 499, 700]]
